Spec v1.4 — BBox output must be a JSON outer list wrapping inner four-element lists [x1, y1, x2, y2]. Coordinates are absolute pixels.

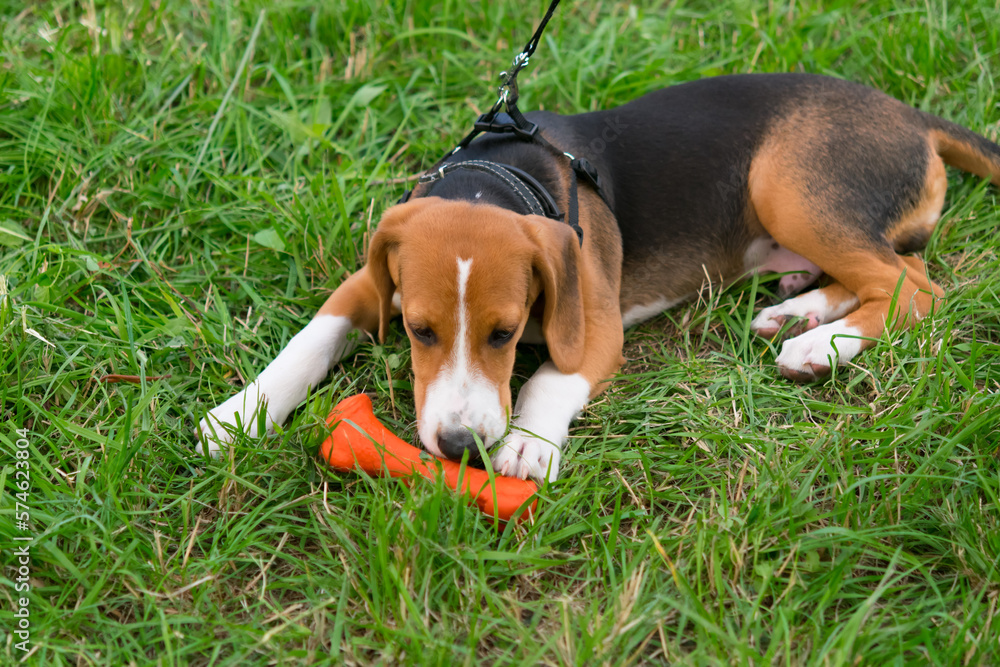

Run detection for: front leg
[[197, 266, 385, 455], [491, 361, 592, 482], [492, 306, 625, 482]]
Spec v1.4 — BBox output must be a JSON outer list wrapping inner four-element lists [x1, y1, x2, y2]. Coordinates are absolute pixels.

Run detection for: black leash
[[474, 0, 563, 138], [400, 0, 612, 246]]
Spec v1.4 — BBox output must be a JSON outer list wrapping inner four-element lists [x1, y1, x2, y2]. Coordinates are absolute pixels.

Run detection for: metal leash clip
[[494, 51, 530, 112], [419, 0, 564, 162]]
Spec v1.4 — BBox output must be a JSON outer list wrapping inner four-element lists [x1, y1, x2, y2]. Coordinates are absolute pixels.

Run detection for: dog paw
[[751, 308, 820, 339], [196, 383, 270, 456], [777, 270, 820, 298], [775, 322, 865, 382], [752, 288, 861, 339], [491, 431, 561, 483]]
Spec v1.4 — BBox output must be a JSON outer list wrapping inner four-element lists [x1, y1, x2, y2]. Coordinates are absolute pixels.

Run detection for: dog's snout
[[437, 428, 484, 461]]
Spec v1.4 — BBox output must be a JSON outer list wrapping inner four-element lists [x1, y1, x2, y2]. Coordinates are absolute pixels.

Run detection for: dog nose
[[437, 428, 484, 461]]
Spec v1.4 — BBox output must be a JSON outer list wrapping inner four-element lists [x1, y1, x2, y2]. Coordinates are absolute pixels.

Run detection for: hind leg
[[774, 254, 942, 380], [750, 142, 946, 381]]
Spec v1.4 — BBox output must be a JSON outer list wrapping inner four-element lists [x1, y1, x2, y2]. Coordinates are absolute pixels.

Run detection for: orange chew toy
[[319, 394, 538, 523]]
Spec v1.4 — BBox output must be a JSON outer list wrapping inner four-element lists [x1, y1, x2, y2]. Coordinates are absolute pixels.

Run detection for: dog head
[[367, 197, 584, 460]]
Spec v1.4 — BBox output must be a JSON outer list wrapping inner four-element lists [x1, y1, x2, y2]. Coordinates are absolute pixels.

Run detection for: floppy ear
[[525, 217, 586, 372], [367, 199, 434, 341]]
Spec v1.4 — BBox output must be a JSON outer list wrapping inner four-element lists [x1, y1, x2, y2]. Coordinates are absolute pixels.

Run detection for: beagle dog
[[199, 73, 1000, 482]]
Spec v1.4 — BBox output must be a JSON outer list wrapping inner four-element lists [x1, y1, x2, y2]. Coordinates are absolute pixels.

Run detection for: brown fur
[[358, 198, 623, 422], [747, 105, 964, 377]]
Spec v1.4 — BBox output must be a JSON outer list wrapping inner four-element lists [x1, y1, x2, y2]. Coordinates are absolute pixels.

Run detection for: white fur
[[751, 289, 860, 334], [198, 315, 354, 454], [776, 320, 865, 376], [454, 258, 473, 375], [418, 258, 507, 456], [491, 361, 591, 483], [742, 237, 777, 270], [621, 295, 688, 328]]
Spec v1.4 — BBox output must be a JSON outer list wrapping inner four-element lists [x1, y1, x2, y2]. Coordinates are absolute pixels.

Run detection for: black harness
[[417, 159, 562, 220], [399, 0, 611, 246]]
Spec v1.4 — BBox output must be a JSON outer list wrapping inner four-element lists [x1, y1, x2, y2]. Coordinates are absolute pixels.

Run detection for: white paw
[[196, 383, 271, 456], [491, 431, 561, 483], [751, 305, 820, 338], [775, 321, 865, 382], [751, 289, 859, 338]]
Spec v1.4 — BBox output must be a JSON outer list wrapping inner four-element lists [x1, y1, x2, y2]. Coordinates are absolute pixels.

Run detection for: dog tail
[[926, 116, 1000, 186]]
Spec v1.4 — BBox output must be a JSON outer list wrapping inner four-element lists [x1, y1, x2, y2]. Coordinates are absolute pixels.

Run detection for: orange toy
[[319, 394, 538, 523]]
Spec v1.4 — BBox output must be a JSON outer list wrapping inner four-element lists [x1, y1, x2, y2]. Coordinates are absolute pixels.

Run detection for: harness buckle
[[473, 112, 539, 141], [570, 156, 603, 192]]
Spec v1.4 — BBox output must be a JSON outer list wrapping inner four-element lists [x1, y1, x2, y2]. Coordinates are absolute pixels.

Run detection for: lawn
[[2, 0, 999, 664]]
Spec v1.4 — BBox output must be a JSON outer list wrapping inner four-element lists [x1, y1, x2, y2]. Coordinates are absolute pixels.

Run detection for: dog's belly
[[621, 295, 690, 328], [617, 236, 821, 328]]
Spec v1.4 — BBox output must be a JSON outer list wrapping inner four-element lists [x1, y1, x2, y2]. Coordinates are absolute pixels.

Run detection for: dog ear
[[526, 217, 586, 372], [367, 199, 432, 342]]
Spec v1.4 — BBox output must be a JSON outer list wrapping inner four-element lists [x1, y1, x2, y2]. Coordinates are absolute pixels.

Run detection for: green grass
[[1, 0, 999, 664]]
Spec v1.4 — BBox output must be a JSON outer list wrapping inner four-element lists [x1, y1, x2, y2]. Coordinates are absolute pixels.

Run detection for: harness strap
[[567, 155, 610, 210], [418, 160, 555, 219], [400, 151, 607, 248], [566, 161, 580, 246]]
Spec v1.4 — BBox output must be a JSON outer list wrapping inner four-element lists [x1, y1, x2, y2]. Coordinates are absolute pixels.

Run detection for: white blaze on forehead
[[454, 257, 473, 375], [417, 256, 507, 456]]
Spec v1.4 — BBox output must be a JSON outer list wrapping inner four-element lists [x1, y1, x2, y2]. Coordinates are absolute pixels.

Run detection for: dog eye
[[488, 328, 515, 348], [409, 325, 437, 345]]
